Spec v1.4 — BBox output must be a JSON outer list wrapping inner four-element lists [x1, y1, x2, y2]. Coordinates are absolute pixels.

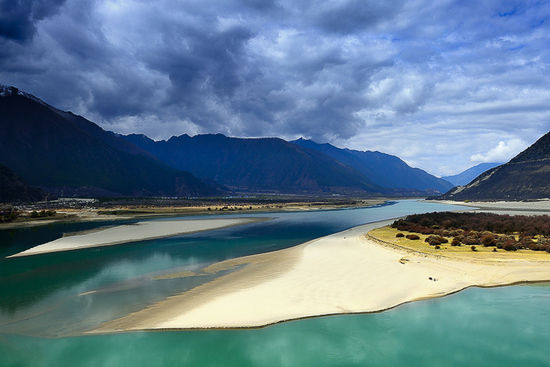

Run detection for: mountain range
[[442, 162, 502, 186], [0, 85, 455, 200], [438, 131, 550, 200], [122, 133, 456, 195], [0, 86, 219, 198], [121, 133, 385, 195], [291, 138, 454, 193]]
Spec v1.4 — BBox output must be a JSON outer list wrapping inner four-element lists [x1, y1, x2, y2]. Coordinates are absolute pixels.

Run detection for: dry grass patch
[[369, 226, 550, 261]]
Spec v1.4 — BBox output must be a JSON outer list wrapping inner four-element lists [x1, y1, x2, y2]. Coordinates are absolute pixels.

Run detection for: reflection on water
[[1, 284, 549, 367]]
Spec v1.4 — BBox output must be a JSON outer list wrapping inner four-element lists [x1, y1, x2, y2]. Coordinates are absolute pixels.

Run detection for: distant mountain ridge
[[437, 131, 550, 200], [0, 86, 219, 198], [1, 85, 458, 199], [442, 162, 502, 186], [291, 138, 454, 194], [122, 133, 384, 195], [122, 134, 453, 195]]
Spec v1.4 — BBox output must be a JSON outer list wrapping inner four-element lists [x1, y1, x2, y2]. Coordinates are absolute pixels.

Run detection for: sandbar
[[428, 199, 550, 213], [92, 219, 550, 332], [8, 217, 264, 258]]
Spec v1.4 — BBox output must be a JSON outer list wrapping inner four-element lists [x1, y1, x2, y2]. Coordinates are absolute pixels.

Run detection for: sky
[[1, 0, 549, 176]]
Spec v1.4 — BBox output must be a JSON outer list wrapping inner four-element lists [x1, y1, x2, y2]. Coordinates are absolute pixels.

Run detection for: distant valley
[[0, 86, 455, 201], [442, 162, 502, 187], [437, 131, 550, 200]]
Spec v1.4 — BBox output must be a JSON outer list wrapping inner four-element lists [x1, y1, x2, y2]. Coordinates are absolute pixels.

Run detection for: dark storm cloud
[[148, 25, 253, 100], [0, 0, 66, 41], [1, 0, 549, 175]]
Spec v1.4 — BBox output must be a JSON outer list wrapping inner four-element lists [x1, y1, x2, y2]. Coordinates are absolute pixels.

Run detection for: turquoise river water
[[1, 200, 549, 366]]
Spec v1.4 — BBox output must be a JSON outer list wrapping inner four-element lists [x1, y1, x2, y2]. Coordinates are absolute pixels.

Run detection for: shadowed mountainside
[[122, 133, 384, 195], [0, 164, 44, 203], [1, 85, 461, 198], [291, 138, 454, 194], [437, 131, 550, 200], [0, 86, 219, 198]]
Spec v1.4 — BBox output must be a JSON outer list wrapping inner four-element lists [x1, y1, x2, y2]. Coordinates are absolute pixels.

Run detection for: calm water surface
[[1, 200, 548, 366], [2, 285, 549, 367]]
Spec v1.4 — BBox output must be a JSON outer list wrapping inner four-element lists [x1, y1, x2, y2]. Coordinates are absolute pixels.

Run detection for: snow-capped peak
[[0, 85, 49, 107]]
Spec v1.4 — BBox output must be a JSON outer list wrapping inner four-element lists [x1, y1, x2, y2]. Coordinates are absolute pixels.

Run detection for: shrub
[[481, 234, 496, 247], [406, 234, 420, 240], [503, 241, 517, 251], [495, 236, 507, 248], [520, 238, 536, 249], [419, 228, 434, 235], [435, 245, 441, 249], [463, 236, 478, 246], [396, 233, 404, 238], [390, 213, 550, 253], [451, 237, 461, 246], [471, 246, 477, 252], [0, 206, 20, 223], [425, 236, 440, 246], [403, 212, 550, 236]]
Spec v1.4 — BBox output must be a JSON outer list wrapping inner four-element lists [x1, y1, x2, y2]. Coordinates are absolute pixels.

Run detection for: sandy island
[[8, 217, 264, 258], [92, 218, 550, 333]]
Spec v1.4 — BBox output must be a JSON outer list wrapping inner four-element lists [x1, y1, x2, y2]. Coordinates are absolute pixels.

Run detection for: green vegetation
[[371, 226, 550, 259], [29, 210, 56, 218], [391, 212, 550, 253], [425, 235, 448, 246], [0, 206, 19, 222]]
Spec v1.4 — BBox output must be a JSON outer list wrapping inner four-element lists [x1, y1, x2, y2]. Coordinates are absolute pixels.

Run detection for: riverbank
[[0, 198, 387, 230], [92, 219, 550, 332]]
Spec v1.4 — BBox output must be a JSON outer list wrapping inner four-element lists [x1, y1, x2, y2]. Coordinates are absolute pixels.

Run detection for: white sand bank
[[8, 217, 262, 257], [93, 220, 550, 332], [429, 199, 550, 212]]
